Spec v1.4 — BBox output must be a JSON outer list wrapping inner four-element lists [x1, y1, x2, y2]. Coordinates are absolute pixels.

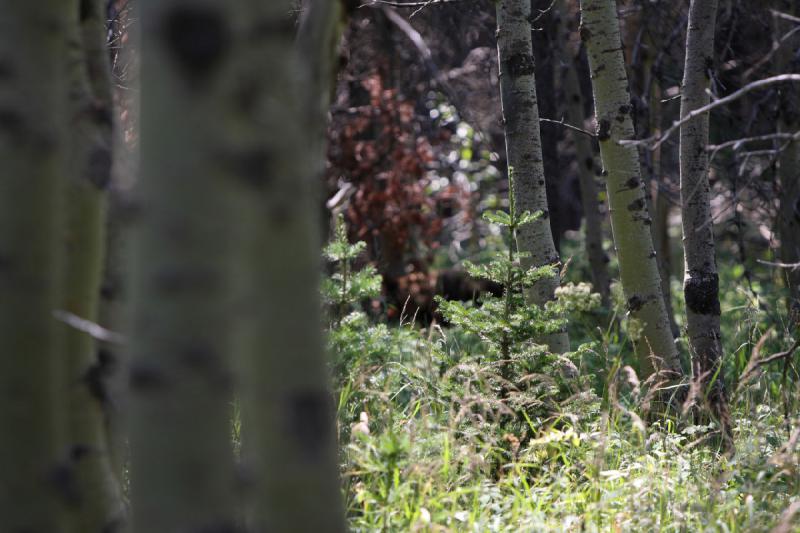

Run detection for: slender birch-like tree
[[0, 3, 67, 531], [678, 0, 730, 434], [235, 1, 347, 531], [495, 0, 570, 353], [555, 0, 610, 307], [579, 0, 680, 376], [126, 1, 242, 530], [60, 0, 125, 530]]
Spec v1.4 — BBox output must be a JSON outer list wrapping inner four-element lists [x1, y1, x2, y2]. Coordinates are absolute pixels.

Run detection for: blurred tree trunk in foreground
[[235, 0, 347, 531], [495, 0, 570, 353], [580, 0, 681, 378], [126, 1, 240, 530], [60, 0, 125, 530], [0, 3, 67, 531]]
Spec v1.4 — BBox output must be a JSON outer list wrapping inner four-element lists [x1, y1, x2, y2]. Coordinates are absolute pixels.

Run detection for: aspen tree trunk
[[235, 1, 346, 531], [777, 2, 800, 307], [61, 2, 125, 531], [555, 0, 610, 307], [650, 83, 680, 336], [496, 0, 570, 353], [579, 0, 680, 376], [126, 1, 242, 530], [679, 0, 729, 431], [0, 3, 66, 531]]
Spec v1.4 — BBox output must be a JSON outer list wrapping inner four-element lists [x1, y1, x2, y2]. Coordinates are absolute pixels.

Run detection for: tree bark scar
[[82, 350, 116, 406], [86, 144, 112, 190], [684, 271, 720, 315], [285, 390, 334, 461], [627, 197, 646, 211], [624, 176, 640, 189], [597, 118, 611, 141], [162, 5, 231, 83], [579, 24, 591, 42], [504, 53, 535, 78], [627, 294, 647, 312]]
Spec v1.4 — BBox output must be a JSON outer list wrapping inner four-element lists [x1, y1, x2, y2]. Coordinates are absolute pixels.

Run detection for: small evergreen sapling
[[323, 214, 382, 320], [437, 171, 599, 411]]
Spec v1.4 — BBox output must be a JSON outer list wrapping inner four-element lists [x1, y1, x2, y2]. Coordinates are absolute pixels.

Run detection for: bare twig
[[740, 332, 799, 386], [53, 310, 127, 344], [757, 259, 800, 270], [620, 74, 800, 151], [539, 117, 596, 138], [707, 131, 800, 153], [360, 0, 462, 8], [770, 8, 800, 25]]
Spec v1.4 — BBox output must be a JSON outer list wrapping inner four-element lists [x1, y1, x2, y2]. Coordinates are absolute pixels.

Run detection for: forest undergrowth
[[322, 212, 800, 532]]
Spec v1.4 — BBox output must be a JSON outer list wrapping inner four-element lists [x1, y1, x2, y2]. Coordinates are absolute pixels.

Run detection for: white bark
[[127, 2, 241, 530], [235, 1, 346, 531], [579, 0, 680, 376], [496, 0, 570, 353], [679, 0, 727, 416]]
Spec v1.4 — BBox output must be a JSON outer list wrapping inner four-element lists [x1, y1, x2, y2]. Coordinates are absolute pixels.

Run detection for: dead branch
[[620, 74, 800, 151]]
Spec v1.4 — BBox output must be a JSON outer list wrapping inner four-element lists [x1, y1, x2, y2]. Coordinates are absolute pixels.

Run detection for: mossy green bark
[[0, 4, 67, 531]]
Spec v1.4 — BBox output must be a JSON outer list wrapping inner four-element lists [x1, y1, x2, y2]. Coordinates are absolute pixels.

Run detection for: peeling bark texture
[[61, 1, 125, 530], [579, 0, 680, 376], [126, 1, 240, 531], [555, 0, 610, 307], [777, 1, 800, 310], [0, 4, 66, 531], [235, 1, 346, 532], [496, 0, 570, 353], [679, 0, 729, 434]]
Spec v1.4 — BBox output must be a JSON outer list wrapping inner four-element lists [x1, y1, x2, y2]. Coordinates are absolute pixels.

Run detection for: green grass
[[331, 257, 799, 532]]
